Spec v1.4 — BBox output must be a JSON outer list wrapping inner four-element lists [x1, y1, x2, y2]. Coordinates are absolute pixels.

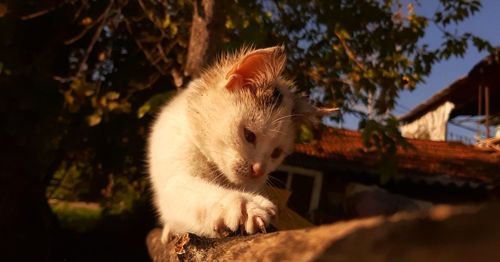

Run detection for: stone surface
[[344, 183, 433, 218], [147, 204, 500, 262]]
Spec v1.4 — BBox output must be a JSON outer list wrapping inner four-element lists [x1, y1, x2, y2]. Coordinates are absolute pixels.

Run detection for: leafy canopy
[[2, 0, 497, 202]]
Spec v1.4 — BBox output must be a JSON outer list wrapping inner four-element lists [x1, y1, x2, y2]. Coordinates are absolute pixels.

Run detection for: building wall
[[400, 101, 455, 141]]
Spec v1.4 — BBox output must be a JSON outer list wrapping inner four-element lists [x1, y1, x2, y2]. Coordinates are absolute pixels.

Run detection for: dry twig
[[21, 1, 65, 20], [75, 0, 115, 77]]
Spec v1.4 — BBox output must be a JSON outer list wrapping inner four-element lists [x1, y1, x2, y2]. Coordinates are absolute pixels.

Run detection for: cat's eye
[[243, 128, 256, 144], [271, 147, 282, 159]]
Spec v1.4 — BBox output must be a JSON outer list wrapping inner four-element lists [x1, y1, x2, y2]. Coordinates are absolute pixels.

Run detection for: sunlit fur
[[147, 46, 317, 239]]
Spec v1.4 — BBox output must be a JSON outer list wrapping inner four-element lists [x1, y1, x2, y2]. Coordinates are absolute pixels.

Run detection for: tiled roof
[[295, 128, 500, 186]]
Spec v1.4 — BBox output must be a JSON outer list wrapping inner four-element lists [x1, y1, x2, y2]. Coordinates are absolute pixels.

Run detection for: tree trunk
[[0, 3, 70, 261], [184, 0, 227, 79]]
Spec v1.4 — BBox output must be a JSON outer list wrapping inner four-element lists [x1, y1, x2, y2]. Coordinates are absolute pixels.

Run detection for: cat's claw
[[213, 219, 232, 237], [266, 207, 277, 217], [242, 194, 276, 235], [209, 193, 276, 237], [255, 217, 267, 233]]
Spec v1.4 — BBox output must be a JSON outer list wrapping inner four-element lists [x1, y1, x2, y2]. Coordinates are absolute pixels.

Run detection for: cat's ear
[[225, 46, 286, 90], [292, 96, 339, 127]]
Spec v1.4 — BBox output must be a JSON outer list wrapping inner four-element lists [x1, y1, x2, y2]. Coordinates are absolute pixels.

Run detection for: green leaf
[[137, 91, 176, 118]]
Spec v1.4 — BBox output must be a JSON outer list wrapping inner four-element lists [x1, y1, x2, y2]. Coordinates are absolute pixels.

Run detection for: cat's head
[[189, 46, 331, 190]]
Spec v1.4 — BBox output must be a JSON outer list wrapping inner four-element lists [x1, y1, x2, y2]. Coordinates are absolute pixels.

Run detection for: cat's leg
[[156, 174, 276, 238]]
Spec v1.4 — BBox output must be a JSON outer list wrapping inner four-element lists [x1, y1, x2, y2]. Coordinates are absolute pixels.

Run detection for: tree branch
[[75, 0, 115, 77], [20, 2, 65, 20], [334, 31, 366, 71], [64, 6, 109, 45]]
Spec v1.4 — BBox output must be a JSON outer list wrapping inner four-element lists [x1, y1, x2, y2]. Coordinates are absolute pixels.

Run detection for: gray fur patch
[[255, 86, 283, 110]]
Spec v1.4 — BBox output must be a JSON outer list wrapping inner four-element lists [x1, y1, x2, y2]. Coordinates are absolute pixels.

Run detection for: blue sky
[[341, 0, 500, 140]]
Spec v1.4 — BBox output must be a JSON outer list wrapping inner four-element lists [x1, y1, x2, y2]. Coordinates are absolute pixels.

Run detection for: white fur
[[147, 46, 313, 240]]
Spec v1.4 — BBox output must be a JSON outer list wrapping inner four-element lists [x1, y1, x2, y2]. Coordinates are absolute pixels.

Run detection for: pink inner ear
[[233, 53, 268, 78], [225, 51, 272, 90], [225, 74, 244, 91]]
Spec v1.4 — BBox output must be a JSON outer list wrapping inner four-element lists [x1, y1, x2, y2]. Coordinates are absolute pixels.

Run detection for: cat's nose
[[251, 163, 265, 177]]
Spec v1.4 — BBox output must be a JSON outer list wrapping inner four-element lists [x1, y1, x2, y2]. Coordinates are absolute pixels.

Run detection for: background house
[[272, 128, 500, 225], [399, 53, 500, 144], [273, 54, 500, 224]]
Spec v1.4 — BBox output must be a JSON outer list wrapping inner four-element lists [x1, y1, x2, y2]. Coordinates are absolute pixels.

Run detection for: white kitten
[[147, 46, 323, 241]]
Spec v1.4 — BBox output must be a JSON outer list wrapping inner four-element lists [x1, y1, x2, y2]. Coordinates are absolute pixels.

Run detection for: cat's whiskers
[[263, 178, 281, 198], [263, 181, 295, 222], [264, 177, 298, 222], [267, 175, 286, 187], [269, 129, 285, 135], [206, 169, 226, 185], [271, 114, 301, 125], [269, 185, 299, 225]]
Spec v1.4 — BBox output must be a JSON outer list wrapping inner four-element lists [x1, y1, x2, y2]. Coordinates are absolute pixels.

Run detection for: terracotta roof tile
[[295, 128, 500, 185]]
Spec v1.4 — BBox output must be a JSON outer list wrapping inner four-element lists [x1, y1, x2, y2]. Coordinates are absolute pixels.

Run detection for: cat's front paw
[[210, 193, 276, 237]]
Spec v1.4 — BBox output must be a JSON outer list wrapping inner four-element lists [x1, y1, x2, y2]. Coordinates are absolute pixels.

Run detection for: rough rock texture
[[147, 204, 500, 262]]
